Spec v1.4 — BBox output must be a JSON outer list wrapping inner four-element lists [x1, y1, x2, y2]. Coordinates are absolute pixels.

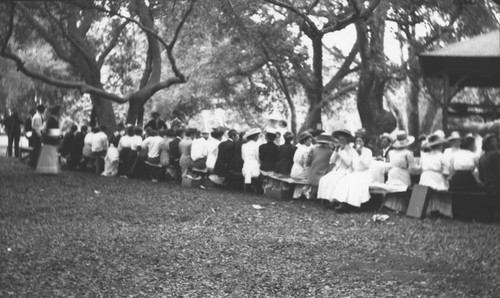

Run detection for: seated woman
[[274, 132, 296, 177], [290, 132, 313, 199], [380, 130, 415, 212], [101, 135, 120, 177], [419, 133, 449, 191], [306, 133, 334, 199], [478, 134, 500, 201], [118, 126, 134, 176], [241, 128, 262, 193], [317, 129, 355, 203], [386, 131, 415, 188], [449, 134, 480, 192], [332, 129, 373, 212]]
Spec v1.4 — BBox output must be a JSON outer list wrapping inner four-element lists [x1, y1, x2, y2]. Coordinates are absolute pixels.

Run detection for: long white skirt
[[36, 144, 60, 174], [317, 168, 350, 202], [419, 170, 448, 191], [101, 147, 119, 177], [332, 170, 371, 207], [242, 160, 260, 184]]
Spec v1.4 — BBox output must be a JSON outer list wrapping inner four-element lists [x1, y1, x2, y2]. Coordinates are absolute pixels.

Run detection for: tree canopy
[[1, 0, 499, 136]]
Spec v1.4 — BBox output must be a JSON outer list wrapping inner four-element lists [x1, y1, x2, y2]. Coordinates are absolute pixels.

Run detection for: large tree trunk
[[302, 34, 323, 131], [355, 1, 395, 138]]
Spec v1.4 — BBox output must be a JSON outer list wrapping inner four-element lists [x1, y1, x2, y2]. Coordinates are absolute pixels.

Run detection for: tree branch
[[263, 0, 319, 33], [16, 3, 71, 63], [97, 20, 130, 68], [323, 41, 359, 94]]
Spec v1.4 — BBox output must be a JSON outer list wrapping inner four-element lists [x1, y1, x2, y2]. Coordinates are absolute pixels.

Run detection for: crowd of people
[[5, 105, 500, 218]]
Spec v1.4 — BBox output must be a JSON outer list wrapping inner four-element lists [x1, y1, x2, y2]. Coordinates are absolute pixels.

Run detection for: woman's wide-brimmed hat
[[447, 131, 461, 141], [425, 133, 448, 149], [244, 128, 261, 140], [392, 130, 415, 149], [265, 127, 278, 136], [299, 131, 313, 143], [332, 129, 353, 142], [316, 133, 334, 145], [379, 132, 393, 142]]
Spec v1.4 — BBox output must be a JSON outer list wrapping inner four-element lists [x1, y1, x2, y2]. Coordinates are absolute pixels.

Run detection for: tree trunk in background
[[301, 34, 323, 132], [406, 38, 421, 138], [355, 1, 396, 138]]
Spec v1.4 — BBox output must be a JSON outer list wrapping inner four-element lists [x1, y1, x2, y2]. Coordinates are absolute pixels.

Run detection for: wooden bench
[[406, 185, 491, 220], [19, 146, 33, 162], [260, 172, 309, 200]]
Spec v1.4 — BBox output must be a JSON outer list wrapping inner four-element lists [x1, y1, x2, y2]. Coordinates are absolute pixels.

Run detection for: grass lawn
[[1, 156, 500, 297]]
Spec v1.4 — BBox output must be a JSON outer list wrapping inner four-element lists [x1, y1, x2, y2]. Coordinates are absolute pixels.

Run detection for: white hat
[[244, 128, 261, 140], [447, 131, 461, 141], [392, 131, 415, 149]]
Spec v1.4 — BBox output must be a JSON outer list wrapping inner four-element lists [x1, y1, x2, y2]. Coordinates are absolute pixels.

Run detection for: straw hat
[[425, 133, 448, 149], [316, 133, 334, 145], [265, 127, 278, 136], [392, 130, 415, 149], [244, 128, 261, 140], [447, 131, 461, 141], [332, 129, 353, 142]]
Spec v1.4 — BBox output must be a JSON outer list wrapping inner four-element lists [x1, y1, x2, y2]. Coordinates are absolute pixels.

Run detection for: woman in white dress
[[386, 131, 415, 187], [332, 129, 373, 211], [241, 128, 262, 192], [382, 131, 415, 211], [317, 129, 355, 203], [290, 132, 313, 199], [419, 133, 449, 191]]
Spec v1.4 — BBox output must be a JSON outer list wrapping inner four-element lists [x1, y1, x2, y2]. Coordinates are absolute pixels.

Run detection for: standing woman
[[179, 128, 196, 178], [36, 106, 62, 174], [332, 129, 373, 211], [241, 128, 262, 192], [290, 132, 313, 198]]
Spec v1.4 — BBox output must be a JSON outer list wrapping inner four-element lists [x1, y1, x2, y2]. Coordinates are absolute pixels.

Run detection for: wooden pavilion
[[419, 29, 500, 133]]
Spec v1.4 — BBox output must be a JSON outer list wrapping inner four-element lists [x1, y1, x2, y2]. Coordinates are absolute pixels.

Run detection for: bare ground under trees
[[1, 157, 499, 297]]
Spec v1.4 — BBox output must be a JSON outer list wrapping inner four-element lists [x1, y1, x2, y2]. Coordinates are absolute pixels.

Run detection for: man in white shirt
[[191, 130, 209, 170], [91, 125, 109, 174], [29, 104, 45, 168], [142, 130, 164, 182]]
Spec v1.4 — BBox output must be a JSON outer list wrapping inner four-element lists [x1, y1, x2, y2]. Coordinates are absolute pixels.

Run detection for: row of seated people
[[59, 122, 500, 219]]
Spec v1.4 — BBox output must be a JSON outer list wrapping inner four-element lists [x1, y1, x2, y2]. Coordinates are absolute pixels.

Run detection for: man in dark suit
[[60, 125, 77, 165], [214, 129, 238, 178], [5, 109, 21, 157], [144, 112, 167, 131], [259, 129, 280, 172], [70, 125, 87, 170]]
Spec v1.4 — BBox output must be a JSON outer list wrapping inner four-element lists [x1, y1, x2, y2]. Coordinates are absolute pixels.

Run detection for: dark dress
[[259, 141, 279, 172], [478, 151, 500, 197], [275, 142, 296, 176], [60, 132, 74, 157], [214, 139, 235, 177]]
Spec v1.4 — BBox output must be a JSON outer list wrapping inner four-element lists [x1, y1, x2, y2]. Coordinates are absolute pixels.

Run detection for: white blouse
[[450, 149, 478, 171]]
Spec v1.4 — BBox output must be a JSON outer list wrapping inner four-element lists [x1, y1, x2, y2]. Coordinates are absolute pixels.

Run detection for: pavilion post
[[442, 74, 450, 134]]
